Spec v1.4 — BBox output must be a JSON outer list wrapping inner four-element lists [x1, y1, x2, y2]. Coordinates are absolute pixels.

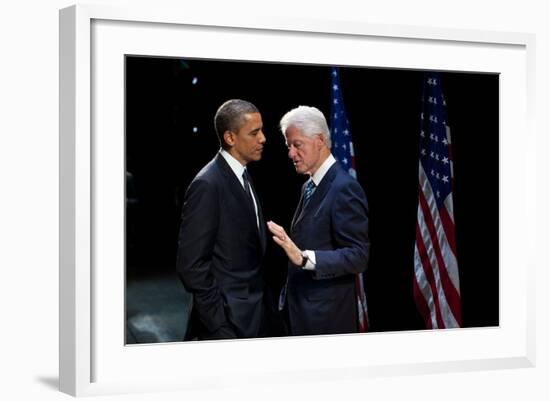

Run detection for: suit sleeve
[[176, 178, 228, 333], [312, 179, 370, 280]]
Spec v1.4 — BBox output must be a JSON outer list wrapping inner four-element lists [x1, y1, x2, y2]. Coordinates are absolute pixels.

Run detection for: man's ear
[[315, 133, 326, 149], [223, 130, 235, 148]]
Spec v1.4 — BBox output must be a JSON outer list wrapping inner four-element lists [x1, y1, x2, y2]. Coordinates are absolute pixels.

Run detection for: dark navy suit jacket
[[176, 152, 267, 339], [285, 161, 370, 336]]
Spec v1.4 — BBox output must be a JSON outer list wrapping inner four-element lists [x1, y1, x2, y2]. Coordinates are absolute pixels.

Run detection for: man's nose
[[288, 147, 296, 159], [258, 131, 266, 144]]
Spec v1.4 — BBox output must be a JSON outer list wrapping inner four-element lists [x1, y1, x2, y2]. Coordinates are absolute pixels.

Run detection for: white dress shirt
[[220, 149, 260, 228]]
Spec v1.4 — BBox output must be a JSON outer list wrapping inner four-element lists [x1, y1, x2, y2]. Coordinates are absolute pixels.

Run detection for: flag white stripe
[[443, 193, 455, 225], [419, 165, 460, 293], [416, 192, 459, 328], [414, 243, 438, 328]]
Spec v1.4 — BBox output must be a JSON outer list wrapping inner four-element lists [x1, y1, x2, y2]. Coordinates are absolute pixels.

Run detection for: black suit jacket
[[285, 161, 370, 336], [176, 152, 267, 339]]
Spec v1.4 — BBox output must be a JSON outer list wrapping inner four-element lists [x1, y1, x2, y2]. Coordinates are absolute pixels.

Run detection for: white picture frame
[[59, 4, 536, 397]]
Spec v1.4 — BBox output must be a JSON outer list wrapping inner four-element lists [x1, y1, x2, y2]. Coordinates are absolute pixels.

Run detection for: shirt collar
[[311, 154, 336, 186], [220, 149, 246, 184]]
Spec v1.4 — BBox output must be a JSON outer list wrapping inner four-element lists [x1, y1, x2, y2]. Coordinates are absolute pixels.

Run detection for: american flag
[[413, 72, 462, 329], [330, 67, 369, 332]]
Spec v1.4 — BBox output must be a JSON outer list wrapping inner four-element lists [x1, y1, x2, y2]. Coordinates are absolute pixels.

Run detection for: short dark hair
[[214, 99, 259, 149]]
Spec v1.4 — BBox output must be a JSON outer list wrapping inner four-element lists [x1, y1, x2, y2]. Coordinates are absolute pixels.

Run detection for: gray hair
[[214, 99, 259, 148], [279, 105, 331, 149]]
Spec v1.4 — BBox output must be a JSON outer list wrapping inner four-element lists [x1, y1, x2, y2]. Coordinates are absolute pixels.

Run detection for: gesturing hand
[[266, 221, 302, 266]]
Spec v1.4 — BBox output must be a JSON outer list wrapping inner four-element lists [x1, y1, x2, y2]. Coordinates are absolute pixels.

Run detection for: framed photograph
[[60, 4, 535, 397]]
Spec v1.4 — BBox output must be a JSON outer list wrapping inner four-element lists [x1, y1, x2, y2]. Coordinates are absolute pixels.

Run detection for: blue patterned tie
[[303, 179, 316, 202]]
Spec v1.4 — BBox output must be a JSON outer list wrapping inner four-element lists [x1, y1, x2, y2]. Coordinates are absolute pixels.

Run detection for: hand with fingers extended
[[266, 221, 303, 267]]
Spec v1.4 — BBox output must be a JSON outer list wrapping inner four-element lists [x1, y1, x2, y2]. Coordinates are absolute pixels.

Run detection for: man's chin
[[249, 155, 262, 162]]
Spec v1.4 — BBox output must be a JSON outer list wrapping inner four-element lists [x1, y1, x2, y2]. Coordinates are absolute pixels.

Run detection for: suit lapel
[[215, 153, 265, 248], [215, 154, 257, 226], [291, 162, 340, 230], [291, 184, 306, 231]]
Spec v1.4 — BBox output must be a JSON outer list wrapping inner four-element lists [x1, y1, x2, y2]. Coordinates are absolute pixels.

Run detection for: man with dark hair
[[176, 99, 267, 340]]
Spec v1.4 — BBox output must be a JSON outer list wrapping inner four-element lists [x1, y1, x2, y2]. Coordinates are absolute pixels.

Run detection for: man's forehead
[[285, 127, 308, 138], [238, 112, 262, 131], [243, 112, 261, 122]]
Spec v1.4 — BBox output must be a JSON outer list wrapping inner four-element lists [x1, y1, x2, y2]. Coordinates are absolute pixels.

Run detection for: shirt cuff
[[302, 250, 316, 270]]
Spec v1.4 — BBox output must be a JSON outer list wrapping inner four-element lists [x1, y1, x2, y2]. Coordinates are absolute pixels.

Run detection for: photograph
[[54, 2, 544, 398], [124, 56, 499, 344]]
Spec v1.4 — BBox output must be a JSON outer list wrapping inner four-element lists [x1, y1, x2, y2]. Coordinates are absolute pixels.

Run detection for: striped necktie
[[303, 179, 316, 203]]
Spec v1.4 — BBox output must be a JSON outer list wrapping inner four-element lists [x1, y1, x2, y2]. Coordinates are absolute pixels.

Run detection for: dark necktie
[[242, 170, 254, 204], [243, 169, 263, 234]]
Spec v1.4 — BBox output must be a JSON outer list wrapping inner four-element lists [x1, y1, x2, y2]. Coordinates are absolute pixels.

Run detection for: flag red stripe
[[438, 204, 462, 325], [418, 188, 461, 327], [355, 275, 368, 332], [415, 222, 445, 328], [439, 205, 457, 257]]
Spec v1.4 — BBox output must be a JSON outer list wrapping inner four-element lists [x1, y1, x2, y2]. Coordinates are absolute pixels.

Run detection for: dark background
[[125, 56, 499, 342]]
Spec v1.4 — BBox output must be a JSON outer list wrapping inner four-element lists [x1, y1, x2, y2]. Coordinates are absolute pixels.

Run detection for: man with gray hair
[[177, 99, 267, 340], [267, 105, 370, 336]]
